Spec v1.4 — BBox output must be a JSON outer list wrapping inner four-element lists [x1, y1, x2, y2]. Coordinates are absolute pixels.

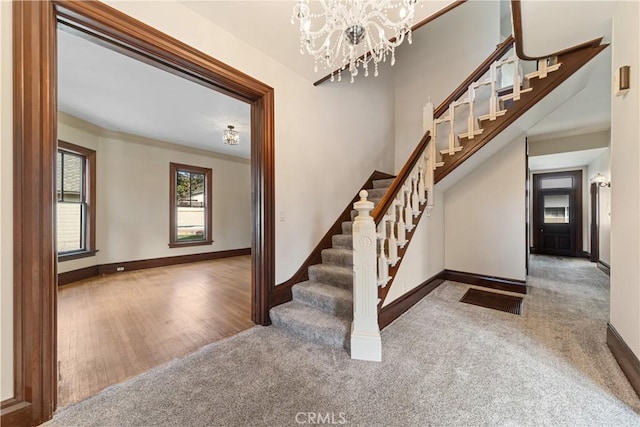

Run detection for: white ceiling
[[57, 28, 252, 159], [529, 147, 608, 171], [181, 0, 459, 82]]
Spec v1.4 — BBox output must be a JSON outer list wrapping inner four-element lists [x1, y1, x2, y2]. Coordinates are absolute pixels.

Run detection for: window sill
[[58, 249, 98, 262], [168, 240, 213, 249]]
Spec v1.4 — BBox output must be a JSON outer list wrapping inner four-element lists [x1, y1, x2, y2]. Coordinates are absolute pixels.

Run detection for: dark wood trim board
[[0, 399, 33, 427], [98, 248, 251, 275], [590, 182, 599, 262], [597, 260, 611, 276], [607, 323, 640, 398], [12, 1, 275, 423], [58, 265, 100, 286], [57, 248, 251, 286], [379, 271, 446, 329], [442, 270, 527, 294]]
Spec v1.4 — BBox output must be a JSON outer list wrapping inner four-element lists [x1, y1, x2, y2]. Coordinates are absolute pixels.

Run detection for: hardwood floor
[[57, 255, 253, 407]]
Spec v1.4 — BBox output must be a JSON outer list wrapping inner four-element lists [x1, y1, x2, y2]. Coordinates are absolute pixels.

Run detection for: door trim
[[8, 1, 274, 424], [590, 182, 599, 262], [532, 170, 583, 256]]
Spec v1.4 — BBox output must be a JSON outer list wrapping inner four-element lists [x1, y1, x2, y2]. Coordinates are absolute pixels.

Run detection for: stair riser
[[332, 234, 352, 249], [308, 266, 353, 289], [292, 286, 352, 318], [321, 250, 353, 267], [269, 310, 349, 349]]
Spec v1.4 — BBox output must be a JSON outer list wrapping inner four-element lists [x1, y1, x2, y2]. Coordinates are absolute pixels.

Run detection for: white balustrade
[[351, 43, 562, 362]]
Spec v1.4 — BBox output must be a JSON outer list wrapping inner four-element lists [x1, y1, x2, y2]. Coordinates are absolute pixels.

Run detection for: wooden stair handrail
[[372, 132, 431, 224], [435, 35, 515, 118], [372, 36, 514, 224]]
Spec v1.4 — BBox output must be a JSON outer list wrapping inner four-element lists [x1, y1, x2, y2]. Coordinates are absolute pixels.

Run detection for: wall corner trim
[[607, 323, 640, 398]]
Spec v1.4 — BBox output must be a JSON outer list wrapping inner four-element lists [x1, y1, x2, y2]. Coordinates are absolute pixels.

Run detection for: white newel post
[[350, 190, 382, 362]]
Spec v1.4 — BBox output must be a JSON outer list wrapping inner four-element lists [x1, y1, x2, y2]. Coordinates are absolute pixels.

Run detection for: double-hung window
[[56, 141, 96, 260], [169, 163, 213, 248]]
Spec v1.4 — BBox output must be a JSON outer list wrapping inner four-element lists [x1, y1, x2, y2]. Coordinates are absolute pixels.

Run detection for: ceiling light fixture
[[223, 125, 239, 145], [292, 0, 421, 83]]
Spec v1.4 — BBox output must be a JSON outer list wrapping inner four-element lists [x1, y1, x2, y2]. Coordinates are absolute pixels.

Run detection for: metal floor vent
[[460, 288, 523, 315]]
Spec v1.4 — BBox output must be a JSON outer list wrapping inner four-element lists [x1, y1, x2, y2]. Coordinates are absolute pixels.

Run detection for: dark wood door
[[533, 171, 582, 257]]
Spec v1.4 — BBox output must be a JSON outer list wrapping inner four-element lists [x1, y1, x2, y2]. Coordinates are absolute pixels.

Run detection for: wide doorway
[[11, 1, 275, 423]]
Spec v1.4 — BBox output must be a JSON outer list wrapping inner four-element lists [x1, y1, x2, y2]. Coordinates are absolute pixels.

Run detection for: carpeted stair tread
[[332, 234, 352, 249], [321, 248, 353, 267], [341, 221, 352, 234], [292, 281, 352, 317], [373, 178, 395, 189], [269, 300, 350, 348], [308, 264, 353, 289]]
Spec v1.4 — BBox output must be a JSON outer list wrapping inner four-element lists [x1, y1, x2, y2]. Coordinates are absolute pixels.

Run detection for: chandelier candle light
[[223, 125, 239, 145], [292, 0, 421, 83]]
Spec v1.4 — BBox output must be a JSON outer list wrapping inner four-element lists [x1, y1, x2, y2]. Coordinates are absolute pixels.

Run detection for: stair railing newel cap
[[353, 190, 374, 220]]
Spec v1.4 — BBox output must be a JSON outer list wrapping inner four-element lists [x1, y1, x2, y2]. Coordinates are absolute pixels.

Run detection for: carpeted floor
[[46, 255, 640, 426]]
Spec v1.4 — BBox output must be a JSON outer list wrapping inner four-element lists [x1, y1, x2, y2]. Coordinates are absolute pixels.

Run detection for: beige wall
[[97, 130, 250, 264], [610, 0, 640, 358], [444, 135, 527, 281], [0, 0, 13, 402], [57, 113, 251, 273]]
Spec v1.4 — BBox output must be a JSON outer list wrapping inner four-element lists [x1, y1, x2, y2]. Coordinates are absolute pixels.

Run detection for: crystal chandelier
[[223, 125, 239, 145], [292, 0, 421, 83]]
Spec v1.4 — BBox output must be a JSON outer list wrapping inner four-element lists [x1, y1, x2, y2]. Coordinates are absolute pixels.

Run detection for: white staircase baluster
[[396, 199, 407, 247], [537, 58, 548, 79], [489, 62, 498, 120], [448, 103, 456, 154], [377, 216, 390, 288], [418, 163, 426, 204], [526, 56, 561, 81], [411, 175, 420, 215], [387, 210, 399, 267], [403, 186, 414, 232], [512, 56, 522, 101], [350, 190, 381, 362], [465, 84, 483, 140]]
